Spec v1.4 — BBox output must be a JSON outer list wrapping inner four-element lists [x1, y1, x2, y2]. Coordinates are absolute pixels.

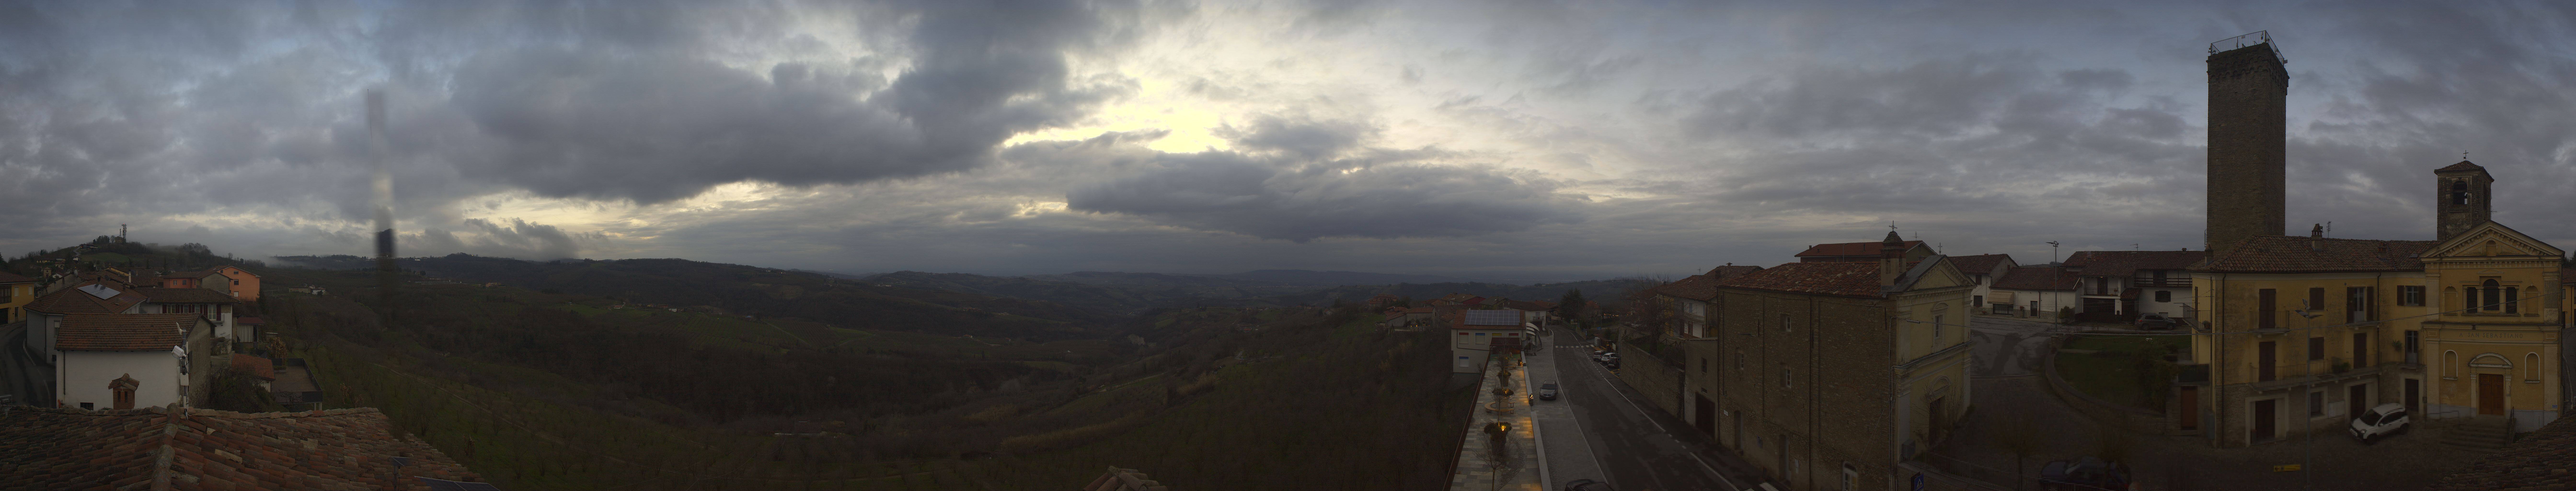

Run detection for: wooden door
[[1694, 395, 1717, 437], [2479, 374, 2505, 415], [2406, 379, 2420, 414], [2259, 341, 2277, 381], [2179, 386, 2199, 430], [2347, 384, 2368, 422], [2253, 399, 2277, 441]]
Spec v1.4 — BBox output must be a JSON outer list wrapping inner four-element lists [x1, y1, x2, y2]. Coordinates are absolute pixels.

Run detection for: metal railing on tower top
[[2210, 30, 2286, 63]]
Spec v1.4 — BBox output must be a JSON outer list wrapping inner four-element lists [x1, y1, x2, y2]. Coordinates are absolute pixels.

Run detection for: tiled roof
[[230, 353, 276, 380], [57, 313, 201, 351], [2194, 236, 2438, 273], [137, 287, 241, 304], [24, 282, 146, 315], [162, 270, 225, 279], [2435, 160, 2485, 172], [1991, 267, 2079, 291], [1651, 274, 1722, 301], [2428, 414, 2576, 491], [1713, 262, 1884, 298], [1794, 240, 1924, 258], [2063, 250, 2208, 277], [0, 271, 32, 284], [0, 406, 484, 491], [215, 266, 261, 278], [1945, 254, 2014, 275]]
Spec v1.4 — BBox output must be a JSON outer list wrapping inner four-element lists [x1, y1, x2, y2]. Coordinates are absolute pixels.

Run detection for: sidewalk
[[1449, 355, 1541, 491], [1526, 331, 1607, 489]]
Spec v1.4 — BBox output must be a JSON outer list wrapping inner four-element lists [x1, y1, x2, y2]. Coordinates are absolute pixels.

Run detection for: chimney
[[2309, 223, 2324, 252], [1880, 231, 1905, 286]]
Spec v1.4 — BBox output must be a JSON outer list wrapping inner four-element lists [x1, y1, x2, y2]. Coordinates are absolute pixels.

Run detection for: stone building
[[2185, 162, 2563, 447], [1684, 233, 1975, 490]]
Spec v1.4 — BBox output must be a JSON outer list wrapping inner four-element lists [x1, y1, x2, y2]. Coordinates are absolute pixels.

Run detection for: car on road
[[2350, 403, 2411, 443], [2133, 313, 2179, 330], [1601, 359, 1618, 370], [1559, 479, 1613, 491], [2038, 456, 2131, 491], [1538, 383, 1559, 400], [1593, 351, 1616, 361]]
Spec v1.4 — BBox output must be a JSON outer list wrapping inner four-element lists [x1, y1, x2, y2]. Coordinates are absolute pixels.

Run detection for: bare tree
[[1990, 411, 2043, 490]]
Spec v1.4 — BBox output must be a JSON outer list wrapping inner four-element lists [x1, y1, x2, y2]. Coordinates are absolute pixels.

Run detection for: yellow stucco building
[[2185, 161, 2563, 447], [0, 272, 32, 323]]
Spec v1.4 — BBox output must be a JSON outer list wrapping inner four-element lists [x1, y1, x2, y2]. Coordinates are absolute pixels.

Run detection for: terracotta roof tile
[[1706, 265, 1765, 280], [24, 282, 146, 315], [2063, 250, 2208, 277], [2435, 160, 2485, 172], [229, 354, 275, 380], [162, 270, 225, 280], [1946, 254, 2015, 275], [0, 271, 32, 284], [1650, 274, 1722, 301], [1713, 262, 1884, 298], [1794, 241, 1924, 258], [2429, 415, 2576, 491], [2194, 236, 2438, 273], [137, 287, 242, 304], [56, 313, 201, 351], [1991, 267, 2079, 291], [0, 406, 483, 491]]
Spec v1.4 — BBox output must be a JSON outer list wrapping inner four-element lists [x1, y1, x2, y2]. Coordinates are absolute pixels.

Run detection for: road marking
[[1569, 342, 1740, 491]]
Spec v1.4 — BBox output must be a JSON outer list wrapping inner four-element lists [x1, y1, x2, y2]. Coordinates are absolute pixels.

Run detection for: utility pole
[[2047, 241, 2062, 323]]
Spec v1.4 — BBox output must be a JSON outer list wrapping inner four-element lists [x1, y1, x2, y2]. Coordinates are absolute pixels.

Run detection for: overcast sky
[[4, 1, 2573, 282]]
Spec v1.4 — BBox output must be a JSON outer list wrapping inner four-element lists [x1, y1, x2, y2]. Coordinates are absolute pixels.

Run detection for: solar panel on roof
[[1464, 310, 1522, 326], [77, 284, 118, 299], [416, 478, 506, 491]]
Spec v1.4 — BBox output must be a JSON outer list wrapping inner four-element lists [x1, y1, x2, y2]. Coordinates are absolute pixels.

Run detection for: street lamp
[[2291, 308, 2323, 491]]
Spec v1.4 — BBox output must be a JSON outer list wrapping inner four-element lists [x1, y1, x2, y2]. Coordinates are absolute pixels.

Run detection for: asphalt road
[[0, 321, 46, 407], [1539, 326, 1765, 491]]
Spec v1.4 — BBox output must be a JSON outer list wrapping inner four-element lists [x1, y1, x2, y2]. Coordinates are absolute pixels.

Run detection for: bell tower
[[2205, 32, 2288, 255], [2434, 160, 2493, 241]]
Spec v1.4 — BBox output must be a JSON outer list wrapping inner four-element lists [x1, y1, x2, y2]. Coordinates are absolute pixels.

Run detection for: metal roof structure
[[77, 284, 119, 299], [1463, 310, 1523, 326]]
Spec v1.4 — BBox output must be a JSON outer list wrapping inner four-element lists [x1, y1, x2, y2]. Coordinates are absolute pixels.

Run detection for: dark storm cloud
[[415, 218, 603, 260], [1060, 118, 1583, 242], [1674, 54, 2200, 216], [0, 0, 1154, 259], [434, 0, 1144, 204], [1211, 113, 1380, 159]]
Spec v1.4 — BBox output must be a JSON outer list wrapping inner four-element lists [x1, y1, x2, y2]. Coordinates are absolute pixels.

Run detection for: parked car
[[2350, 403, 2411, 443], [1538, 383, 1559, 400], [2133, 313, 2179, 330], [2039, 457, 2131, 491], [1560, 479, 1614, 491], [1593, 352, 1616, 362], [1602, 359, 1619, 370]]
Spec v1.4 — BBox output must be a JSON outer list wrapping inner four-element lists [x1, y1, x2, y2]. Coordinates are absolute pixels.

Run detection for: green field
[[2056, 335, 2191, 410]]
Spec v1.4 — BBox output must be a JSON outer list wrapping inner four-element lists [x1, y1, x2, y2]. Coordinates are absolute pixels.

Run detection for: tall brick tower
[[2205, 33, 2288, 255], [2434, 160, 2493, 241]]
